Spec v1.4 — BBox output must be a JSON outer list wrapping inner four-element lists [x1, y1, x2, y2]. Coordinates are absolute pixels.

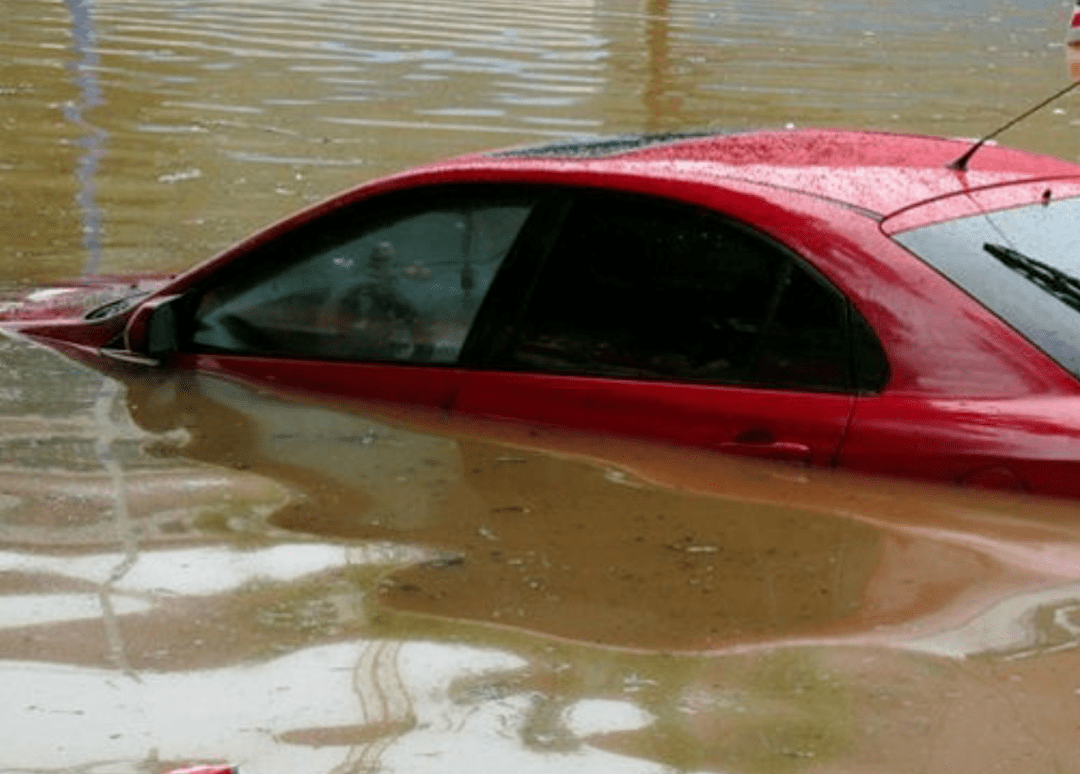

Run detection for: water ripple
[[5, 0, 1070, 282]]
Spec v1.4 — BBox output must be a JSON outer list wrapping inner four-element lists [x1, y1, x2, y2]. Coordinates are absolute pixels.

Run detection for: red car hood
[[0, 277, 168, 323]]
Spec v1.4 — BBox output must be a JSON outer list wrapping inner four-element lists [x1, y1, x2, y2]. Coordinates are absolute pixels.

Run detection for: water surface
[[4, 332, 1080, 773], [3, 0, 1075, 283], [5, 3, 1080, 773]]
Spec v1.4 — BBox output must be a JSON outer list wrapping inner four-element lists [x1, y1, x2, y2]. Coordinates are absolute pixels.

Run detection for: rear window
[[892, 196, 1080, 380]]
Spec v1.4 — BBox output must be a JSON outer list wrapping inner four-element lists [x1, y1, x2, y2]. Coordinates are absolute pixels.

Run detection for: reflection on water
[[5, 331, 1080, 772], [62, 0, 106, 275], [2, 0, 1074, 283], [115, 367, 1080, 656]]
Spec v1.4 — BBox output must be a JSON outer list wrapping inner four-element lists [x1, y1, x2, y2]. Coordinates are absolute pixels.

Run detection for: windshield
[[892, 196, 1080, 380]]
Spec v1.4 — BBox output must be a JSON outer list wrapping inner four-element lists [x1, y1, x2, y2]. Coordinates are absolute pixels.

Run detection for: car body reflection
[[122, 367, 1080, 653], [5, 330, 1080, 773]]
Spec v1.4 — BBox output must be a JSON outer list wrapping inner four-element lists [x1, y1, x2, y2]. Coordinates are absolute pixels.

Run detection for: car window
[[892, 196, 1080, 380], [188, 189, 536, 363], [496, 191, 863, 392]]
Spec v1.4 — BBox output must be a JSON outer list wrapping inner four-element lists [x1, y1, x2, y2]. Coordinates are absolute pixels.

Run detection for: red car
[[7, 128, 1080, 498]]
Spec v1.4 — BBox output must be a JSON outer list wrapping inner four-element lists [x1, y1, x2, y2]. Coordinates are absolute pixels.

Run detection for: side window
[[754, 263, 852, 391], [500, 192, 860, 391], [188, 190, 536, 363]]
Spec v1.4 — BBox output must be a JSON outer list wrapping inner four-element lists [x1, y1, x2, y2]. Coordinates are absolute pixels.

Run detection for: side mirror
[[147, 299, 178, 358], [123, 294, 184, 360]]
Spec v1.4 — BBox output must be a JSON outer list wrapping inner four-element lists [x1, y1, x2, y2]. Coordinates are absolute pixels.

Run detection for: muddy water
[[7, 2, 1080, 773], [3, 0, 1076, 285], [6, 333, 1080, 774]]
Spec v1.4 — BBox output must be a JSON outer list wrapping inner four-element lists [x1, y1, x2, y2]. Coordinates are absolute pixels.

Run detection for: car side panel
[[839, 395, 1080, 498], [174, 353, 465, 410], [452, 371, 855, 466]]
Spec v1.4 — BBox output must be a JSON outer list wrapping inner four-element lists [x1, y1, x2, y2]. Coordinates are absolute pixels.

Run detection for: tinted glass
[[189, 191, 535, 363], [894, 196, 1080, 379], [756, 262, 854, 390], [501, 193, 856, 391]]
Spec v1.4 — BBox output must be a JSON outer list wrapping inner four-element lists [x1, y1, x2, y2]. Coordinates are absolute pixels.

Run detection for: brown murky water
[[6, 1, 1080, 773], [7, 331, 1080, 774], [3, 0, 1077, 285]]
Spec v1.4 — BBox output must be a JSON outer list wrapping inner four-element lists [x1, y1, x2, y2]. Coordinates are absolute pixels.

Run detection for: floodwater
[[8, 329, 1080, 774], [6, 1, 1080, 773], [3, 0, 1078, 285]]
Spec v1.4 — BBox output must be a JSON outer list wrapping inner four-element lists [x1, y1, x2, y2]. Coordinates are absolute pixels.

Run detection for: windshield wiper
[[85, 290, 154, 320], [983, 242, 1080, 314]]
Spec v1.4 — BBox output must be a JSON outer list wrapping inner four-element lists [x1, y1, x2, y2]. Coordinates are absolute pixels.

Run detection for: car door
[[453, 189, 874, 466], [169, 185, 544, 408]]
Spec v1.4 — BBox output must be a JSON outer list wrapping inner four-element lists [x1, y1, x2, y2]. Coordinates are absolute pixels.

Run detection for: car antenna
[[948, 79, 1080, 172], [951, 4, 1080, 172]]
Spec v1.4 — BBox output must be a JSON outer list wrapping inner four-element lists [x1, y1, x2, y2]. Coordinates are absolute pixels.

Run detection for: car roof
[[441, 128, 1080, 218]]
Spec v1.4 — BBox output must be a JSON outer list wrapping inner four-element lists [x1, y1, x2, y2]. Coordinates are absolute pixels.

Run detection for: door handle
[[716, 431, 813, 464]]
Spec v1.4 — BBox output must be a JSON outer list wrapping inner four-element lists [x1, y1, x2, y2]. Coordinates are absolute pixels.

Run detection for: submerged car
[[7, 128, 1080, 498]]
